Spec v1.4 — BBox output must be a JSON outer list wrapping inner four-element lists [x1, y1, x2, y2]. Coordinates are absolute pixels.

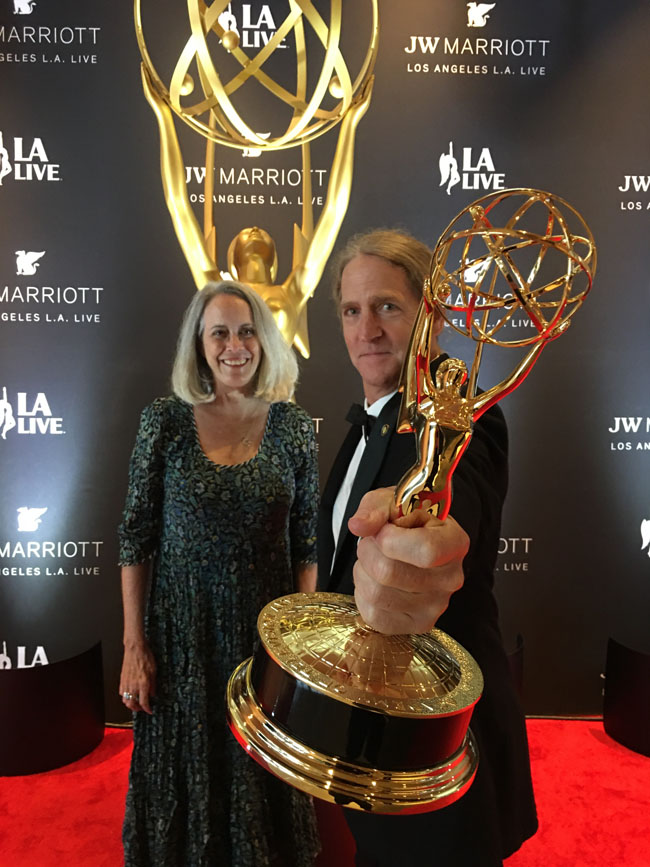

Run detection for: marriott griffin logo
[[13, 0, 37, 13], [467, 3, 496, 28]]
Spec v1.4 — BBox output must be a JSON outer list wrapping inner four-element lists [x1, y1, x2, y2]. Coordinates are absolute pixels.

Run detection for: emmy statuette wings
[[134, 0, 379, 357]]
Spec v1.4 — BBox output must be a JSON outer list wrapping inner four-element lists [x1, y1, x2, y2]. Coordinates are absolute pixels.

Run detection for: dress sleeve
[[288, 405, 319, 568], [117, 400, 167, 566]]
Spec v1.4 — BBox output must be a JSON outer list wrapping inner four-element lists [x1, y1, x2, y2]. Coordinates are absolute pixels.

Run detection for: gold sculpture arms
[[135, 1, 379, 355], [141, 64, 220, 288], [394, 323, 551, 521], [393, 189, 596, 520], [139, 65, 375, 352], [291, 75, 375, 311]]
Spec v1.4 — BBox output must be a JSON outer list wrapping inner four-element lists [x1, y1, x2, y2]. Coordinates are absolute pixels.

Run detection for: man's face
[[340, 254, 437, 404]]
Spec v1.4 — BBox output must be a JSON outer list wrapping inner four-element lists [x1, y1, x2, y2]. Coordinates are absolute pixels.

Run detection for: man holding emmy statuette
[[313, 187, 595, 864], [318, 228, 538, 867], [227, 190, 594, 865]]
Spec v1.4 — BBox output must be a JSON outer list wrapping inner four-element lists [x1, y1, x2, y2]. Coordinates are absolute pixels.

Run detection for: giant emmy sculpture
[[134, 0, 378, 356], [227, 189, 596, 813]]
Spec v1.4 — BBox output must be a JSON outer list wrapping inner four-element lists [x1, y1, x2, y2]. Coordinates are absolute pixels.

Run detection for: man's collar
[[365, 389, 398, 417]]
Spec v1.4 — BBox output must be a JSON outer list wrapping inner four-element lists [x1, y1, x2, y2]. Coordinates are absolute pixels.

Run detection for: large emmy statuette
[[394, 188, 596, 519], [134, 0, 378, 356], [227, 189, 596, 813]]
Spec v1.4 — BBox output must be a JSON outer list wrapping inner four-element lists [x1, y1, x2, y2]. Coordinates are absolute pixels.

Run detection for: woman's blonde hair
[[171, 280, 298, 404]]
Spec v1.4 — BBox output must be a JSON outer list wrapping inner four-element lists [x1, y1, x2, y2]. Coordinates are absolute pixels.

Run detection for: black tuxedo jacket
[[317, 358, 538, 865]]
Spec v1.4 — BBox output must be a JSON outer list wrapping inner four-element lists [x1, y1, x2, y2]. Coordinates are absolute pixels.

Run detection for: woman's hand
[[119, 641, 156, 714], [296, 562, 317, 593]]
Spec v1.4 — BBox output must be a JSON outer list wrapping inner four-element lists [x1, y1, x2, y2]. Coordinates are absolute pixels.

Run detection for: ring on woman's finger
[[122, 691, 134, 701]]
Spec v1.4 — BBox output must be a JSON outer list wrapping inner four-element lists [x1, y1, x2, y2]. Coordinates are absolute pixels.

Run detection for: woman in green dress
[[118, 281, 320, 866]]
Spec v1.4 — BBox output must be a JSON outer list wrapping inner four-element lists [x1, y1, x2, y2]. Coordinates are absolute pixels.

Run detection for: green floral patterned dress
[[118, 396, 320, 867]]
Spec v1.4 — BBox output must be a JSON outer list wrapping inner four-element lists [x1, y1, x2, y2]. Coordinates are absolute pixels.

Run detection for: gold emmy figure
[[394, 188, 595, 517], [134, 0, 379, 356], [227, 189, 596, 814]]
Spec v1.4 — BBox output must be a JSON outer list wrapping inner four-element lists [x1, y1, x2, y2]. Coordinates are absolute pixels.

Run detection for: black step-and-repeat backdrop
[[1, 1, 649, 723]]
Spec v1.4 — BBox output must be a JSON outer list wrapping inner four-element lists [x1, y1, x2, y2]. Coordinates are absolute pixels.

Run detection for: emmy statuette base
[[227, 657, 479, 814]]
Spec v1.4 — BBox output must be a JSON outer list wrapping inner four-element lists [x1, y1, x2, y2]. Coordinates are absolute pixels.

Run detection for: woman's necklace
[[234, 403, 265, 450], [196, 398, 267, 464]]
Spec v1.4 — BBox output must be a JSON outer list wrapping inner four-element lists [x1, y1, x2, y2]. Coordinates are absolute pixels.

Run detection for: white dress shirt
[[330, 390, 397, 569]]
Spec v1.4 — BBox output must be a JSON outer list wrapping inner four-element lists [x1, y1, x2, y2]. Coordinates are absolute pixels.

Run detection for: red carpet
[[0, 720, 648, 866], [507, 720, 650, 867]]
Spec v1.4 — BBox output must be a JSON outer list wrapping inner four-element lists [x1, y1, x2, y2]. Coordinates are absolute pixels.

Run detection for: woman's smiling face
[[200, 293, 262, 395]]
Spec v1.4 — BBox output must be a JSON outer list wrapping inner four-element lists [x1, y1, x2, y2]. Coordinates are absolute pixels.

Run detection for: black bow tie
[[346, 402, 375, 440]]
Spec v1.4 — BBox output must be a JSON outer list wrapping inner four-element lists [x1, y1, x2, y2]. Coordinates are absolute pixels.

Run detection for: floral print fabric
[[119, 396, 320, 866]]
